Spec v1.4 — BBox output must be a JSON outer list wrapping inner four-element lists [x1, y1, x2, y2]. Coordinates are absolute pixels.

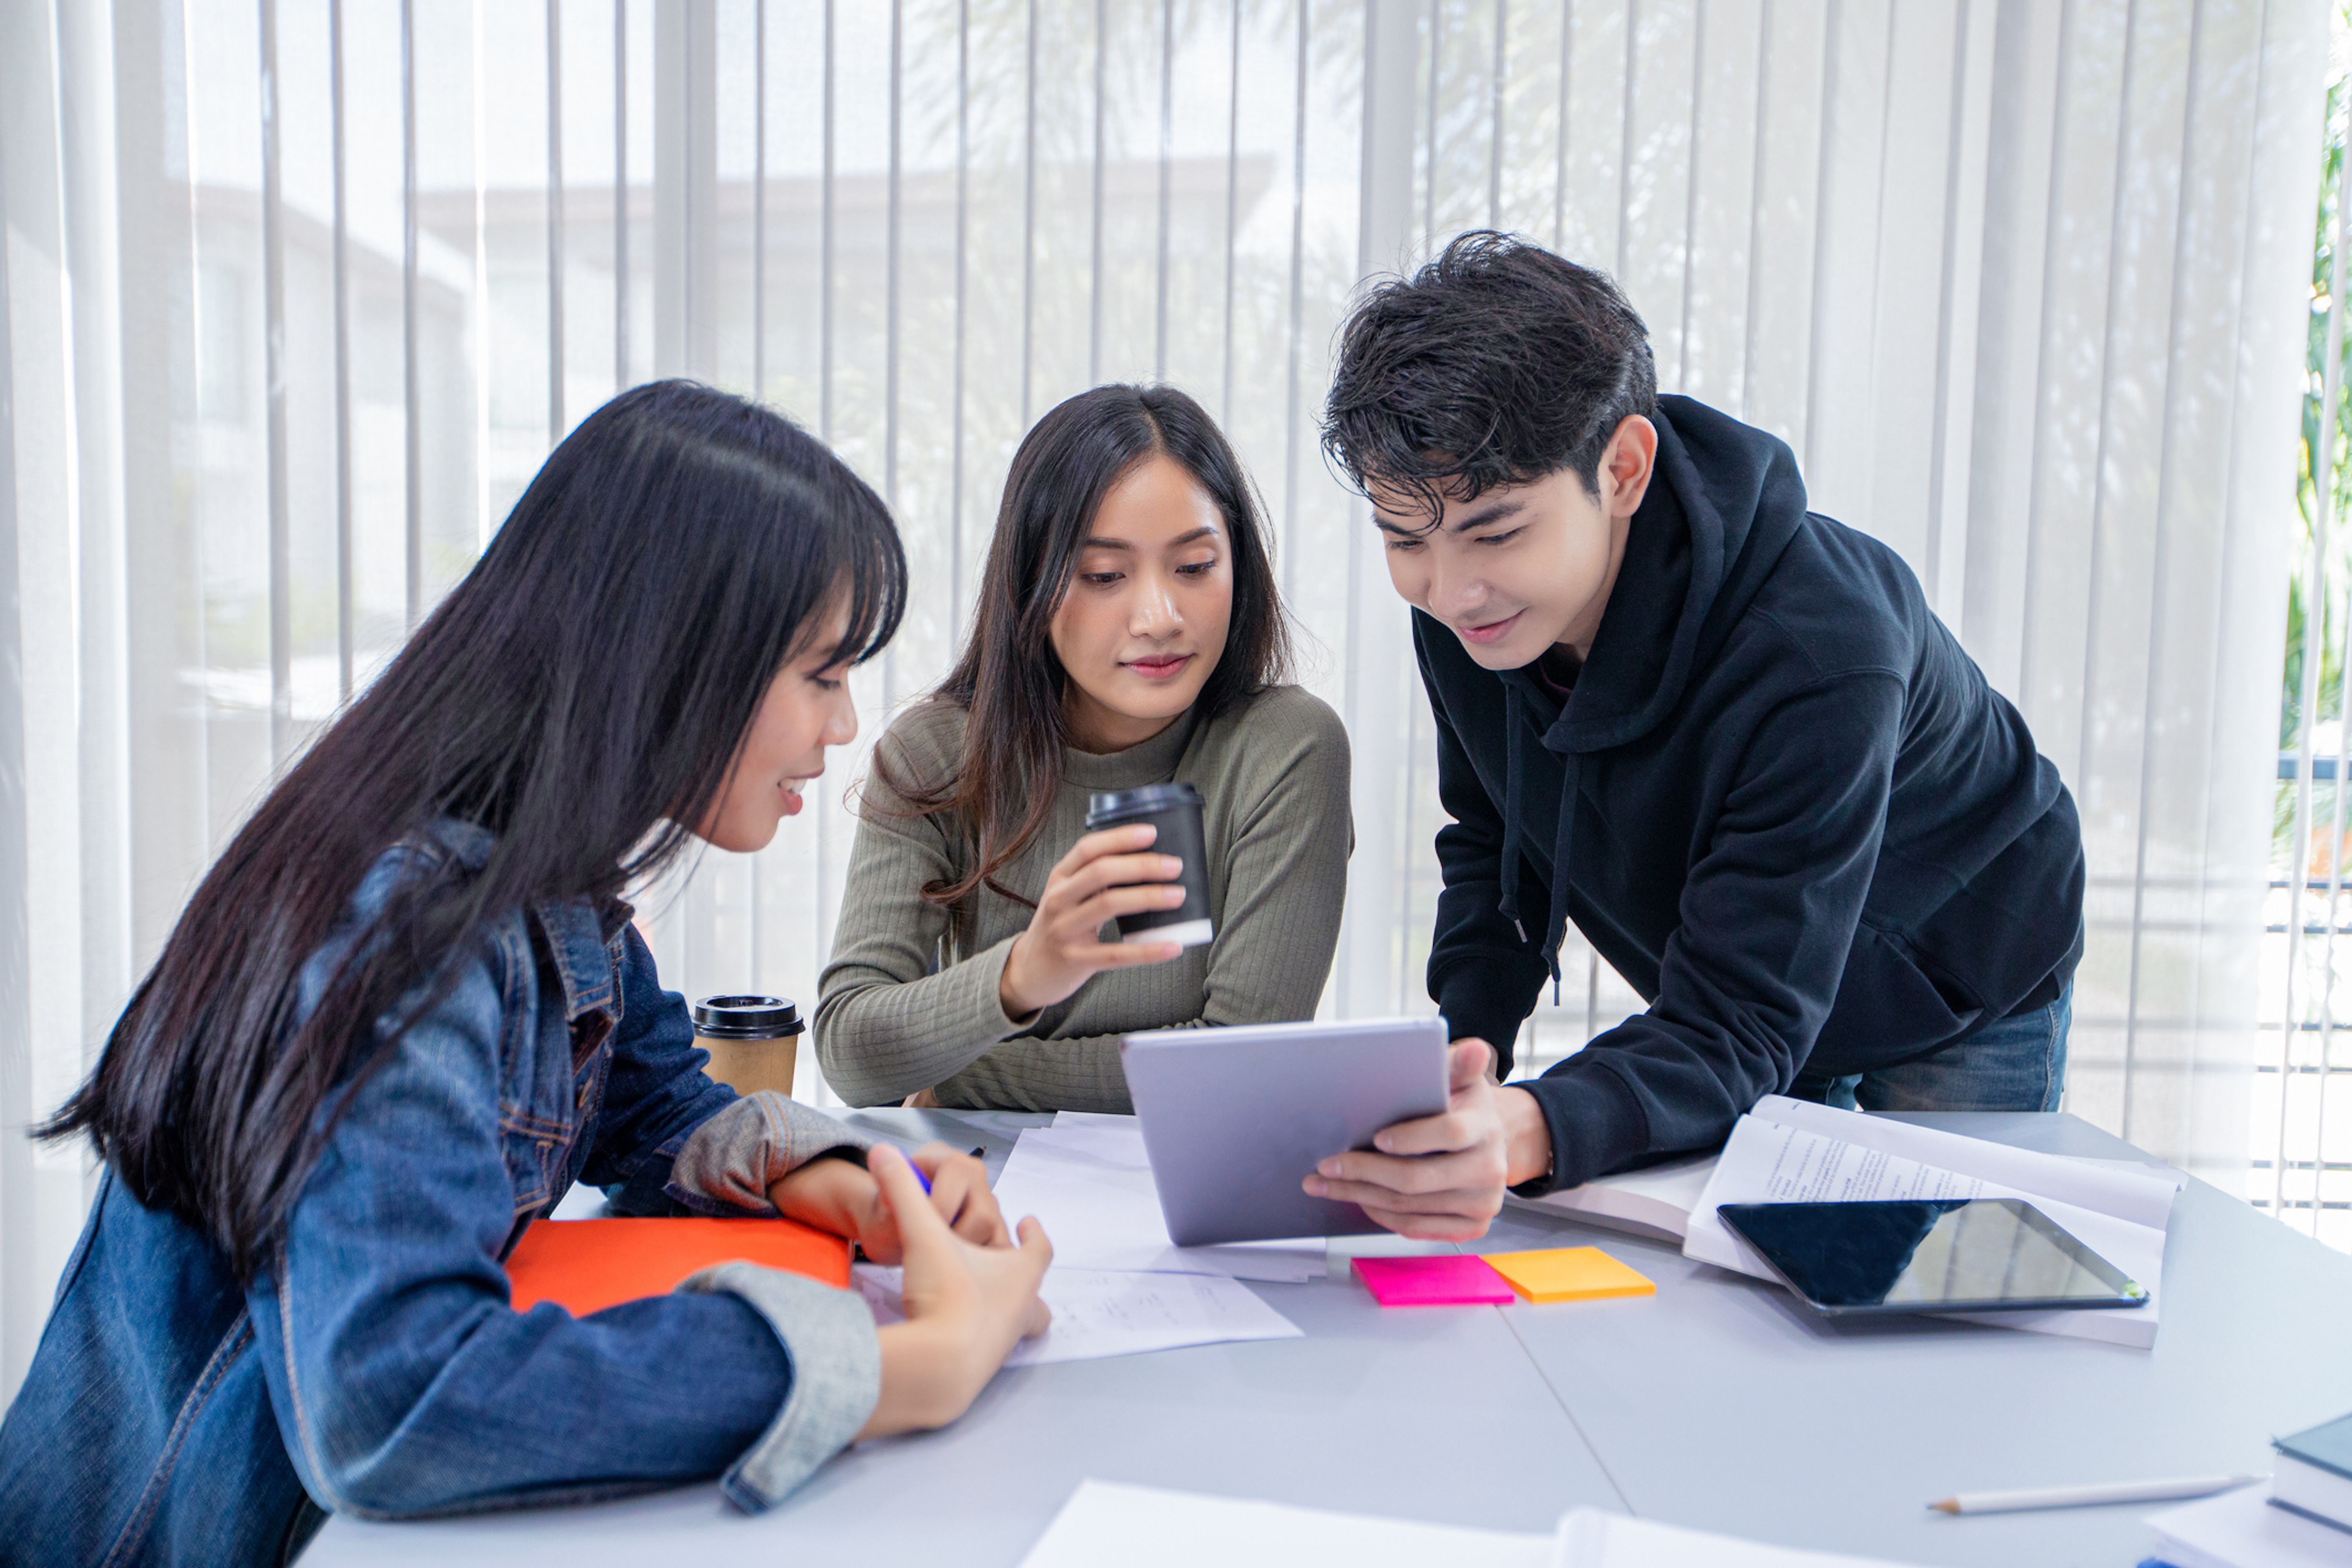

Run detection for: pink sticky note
[[1353, 1254, 1515, 1306]]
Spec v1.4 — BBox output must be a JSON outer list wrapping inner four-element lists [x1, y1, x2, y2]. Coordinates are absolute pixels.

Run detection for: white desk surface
[[308, 1110, 2352, 1568]]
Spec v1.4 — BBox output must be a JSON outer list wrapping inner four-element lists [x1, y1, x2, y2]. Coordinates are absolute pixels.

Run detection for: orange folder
[[505, 1216, 852, 1315]]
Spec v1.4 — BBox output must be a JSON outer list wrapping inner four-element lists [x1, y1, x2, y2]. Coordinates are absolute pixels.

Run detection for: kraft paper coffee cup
[[1084, 782, 1213, 948], [692, 994, 804, 1099]]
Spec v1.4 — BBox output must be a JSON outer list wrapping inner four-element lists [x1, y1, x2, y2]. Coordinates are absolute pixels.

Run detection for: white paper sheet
[[1015, 1480, 1554, 1567], [1014, 1482, 1934, 1568], [993, 1123, 1325, 1282], [2148, 1481, 2349, 1568], [853, 1265, 1303, 1367], [1561, 1504, 1928, 1568], [1555, 1510, 1932, 1568], [1737, 1097, 2183, 1227], [1682, 1098, 2177, 1348]]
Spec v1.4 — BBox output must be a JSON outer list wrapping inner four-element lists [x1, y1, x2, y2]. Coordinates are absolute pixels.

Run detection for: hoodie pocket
[[1806, 922, 1984, 1077]]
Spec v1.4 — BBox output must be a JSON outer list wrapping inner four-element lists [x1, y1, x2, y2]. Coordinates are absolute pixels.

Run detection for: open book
[[1508, 1151, 1719, 1242], [1514, 1097, 2183, 1348]]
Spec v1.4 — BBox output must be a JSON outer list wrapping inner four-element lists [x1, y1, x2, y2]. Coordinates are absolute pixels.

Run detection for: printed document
[[852, 1265, 1302, 1367], [1683, 1096, 2180, 1347]]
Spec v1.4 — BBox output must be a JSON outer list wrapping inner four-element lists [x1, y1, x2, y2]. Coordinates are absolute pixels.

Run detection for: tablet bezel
[[1121, 1016, 1450, 1246]]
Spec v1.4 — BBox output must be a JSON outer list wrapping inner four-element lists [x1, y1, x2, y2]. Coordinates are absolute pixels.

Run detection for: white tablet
[[1121, 1016, 1451, 1246]]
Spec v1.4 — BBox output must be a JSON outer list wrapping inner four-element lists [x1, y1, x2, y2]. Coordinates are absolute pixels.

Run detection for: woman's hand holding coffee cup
[[998, 824, 1188, 1018]]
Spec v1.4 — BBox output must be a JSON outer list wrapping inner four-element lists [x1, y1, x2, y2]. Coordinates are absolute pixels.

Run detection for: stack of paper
[[1015, 1480, 1936, 1566], [852, 1113, 1311, 1366], [1683, 1097, 2182, 1347]]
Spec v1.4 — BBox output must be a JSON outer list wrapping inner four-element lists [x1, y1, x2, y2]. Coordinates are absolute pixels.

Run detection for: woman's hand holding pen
[[767, 1141, 1006, 1261], [998, 823, 1187, 1018], [855, 1143, 1053, 1439]]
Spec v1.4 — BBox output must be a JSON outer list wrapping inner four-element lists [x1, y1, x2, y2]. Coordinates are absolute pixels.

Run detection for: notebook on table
[[2273, 1410, 2352, 1533], [505, 1215, 852, 1314]]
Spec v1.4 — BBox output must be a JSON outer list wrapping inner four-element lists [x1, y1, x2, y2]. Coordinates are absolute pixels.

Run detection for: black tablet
[[1715, 1198, 2150, 1316]]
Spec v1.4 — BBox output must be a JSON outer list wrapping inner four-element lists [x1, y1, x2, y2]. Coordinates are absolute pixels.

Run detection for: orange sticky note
[[1483, 1246, 1655, 1304], [505, 1216, 852, 1315]]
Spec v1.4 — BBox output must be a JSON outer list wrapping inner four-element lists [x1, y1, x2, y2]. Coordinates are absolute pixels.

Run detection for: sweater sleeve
[[927, 694, 1355, 1113], [1515, 671, 1905, 1192], [813, 721, 1040, 1107]]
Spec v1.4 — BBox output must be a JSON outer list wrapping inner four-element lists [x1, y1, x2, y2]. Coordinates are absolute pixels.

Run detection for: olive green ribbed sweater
[[815, 685, 1352, 1112]]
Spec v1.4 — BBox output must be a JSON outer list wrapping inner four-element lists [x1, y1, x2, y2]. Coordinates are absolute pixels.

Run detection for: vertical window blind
[[0, 0, 2329, 1402]]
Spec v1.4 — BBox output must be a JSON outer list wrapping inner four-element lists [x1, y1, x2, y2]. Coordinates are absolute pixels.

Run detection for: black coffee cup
[[1085, 782, 1212, 948]]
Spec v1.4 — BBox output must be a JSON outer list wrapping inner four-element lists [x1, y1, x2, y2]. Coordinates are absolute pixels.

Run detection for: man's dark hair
[[1321, 231, 1657, 519]]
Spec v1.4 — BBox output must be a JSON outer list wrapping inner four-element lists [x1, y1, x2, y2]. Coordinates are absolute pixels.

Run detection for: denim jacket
[[0, 822, 884, 1565]]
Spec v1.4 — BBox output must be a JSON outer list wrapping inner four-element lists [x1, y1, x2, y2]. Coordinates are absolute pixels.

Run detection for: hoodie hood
[[1511, 394, 1810, 755], [1490, 396, 1812, 983]]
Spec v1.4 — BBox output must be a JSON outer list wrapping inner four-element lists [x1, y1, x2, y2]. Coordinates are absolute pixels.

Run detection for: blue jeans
[[1793, 980, 2071, 1113]]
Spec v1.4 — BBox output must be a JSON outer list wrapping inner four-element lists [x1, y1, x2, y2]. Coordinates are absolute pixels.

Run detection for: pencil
[[1927, 1475, 2258, 1514]]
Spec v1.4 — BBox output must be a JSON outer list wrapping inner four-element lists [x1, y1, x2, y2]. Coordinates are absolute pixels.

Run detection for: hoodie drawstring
[[1495, 681, 1580, 1005], [1496, 681, 1590, 1010], [1498, 685, 1528, 944], [1545, 752, 1579, 1007]]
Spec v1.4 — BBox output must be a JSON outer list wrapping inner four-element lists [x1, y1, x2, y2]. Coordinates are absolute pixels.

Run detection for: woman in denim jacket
[[0, 382, 1052, 1565]]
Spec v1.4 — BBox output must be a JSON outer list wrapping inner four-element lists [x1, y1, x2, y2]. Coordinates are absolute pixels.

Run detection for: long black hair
[[875, 383, 1291, 910], [40, 380, 905, 1279]]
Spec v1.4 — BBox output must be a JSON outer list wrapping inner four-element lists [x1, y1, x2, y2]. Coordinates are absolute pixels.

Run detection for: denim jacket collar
[[534, 900, 619, 1022], [420, 817, 621, 1025]]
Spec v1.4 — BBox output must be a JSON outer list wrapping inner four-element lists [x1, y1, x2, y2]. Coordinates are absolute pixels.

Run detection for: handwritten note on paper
[[853, 1264, 1303, 1367]]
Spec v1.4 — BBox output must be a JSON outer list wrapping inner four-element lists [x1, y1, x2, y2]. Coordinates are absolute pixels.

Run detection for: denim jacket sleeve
[[578, 922, 741, 1209], [241, 911, 880, 1518], [583, 922, 874, 1214]]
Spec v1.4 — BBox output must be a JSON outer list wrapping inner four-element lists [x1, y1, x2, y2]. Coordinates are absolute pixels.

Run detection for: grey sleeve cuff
[[663, 1091, 877, 1216], [681, 1261, 882, 1511]]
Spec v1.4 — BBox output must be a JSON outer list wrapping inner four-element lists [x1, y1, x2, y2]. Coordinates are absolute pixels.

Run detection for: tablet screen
[[1715, 1198, 2148, 1315]]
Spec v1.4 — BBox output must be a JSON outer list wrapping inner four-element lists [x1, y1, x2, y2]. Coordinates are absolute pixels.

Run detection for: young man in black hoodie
[[1299, 234, 2084, 1238]]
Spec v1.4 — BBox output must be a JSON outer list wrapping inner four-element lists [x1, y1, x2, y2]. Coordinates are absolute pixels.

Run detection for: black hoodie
[[1419, 395, 2084, 1193]]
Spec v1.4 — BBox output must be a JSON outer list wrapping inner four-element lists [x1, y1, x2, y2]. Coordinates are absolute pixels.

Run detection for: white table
[[309, 1110, 2352, 1567]]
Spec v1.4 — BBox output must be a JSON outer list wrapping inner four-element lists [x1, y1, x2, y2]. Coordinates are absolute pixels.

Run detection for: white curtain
[[0, 0, 2324, 1402]]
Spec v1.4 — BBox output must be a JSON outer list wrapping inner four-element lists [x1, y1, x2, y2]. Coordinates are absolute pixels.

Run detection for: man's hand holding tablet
[[1300, 1041, 1556, 1241]]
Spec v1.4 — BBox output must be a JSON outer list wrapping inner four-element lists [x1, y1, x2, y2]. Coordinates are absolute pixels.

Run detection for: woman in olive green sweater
[[817, 385, 1352, 1112]]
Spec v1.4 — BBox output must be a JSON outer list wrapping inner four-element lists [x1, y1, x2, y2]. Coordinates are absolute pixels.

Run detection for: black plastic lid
[[691, 995, 804, 1038], [1086, 781, 1203, 827]]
